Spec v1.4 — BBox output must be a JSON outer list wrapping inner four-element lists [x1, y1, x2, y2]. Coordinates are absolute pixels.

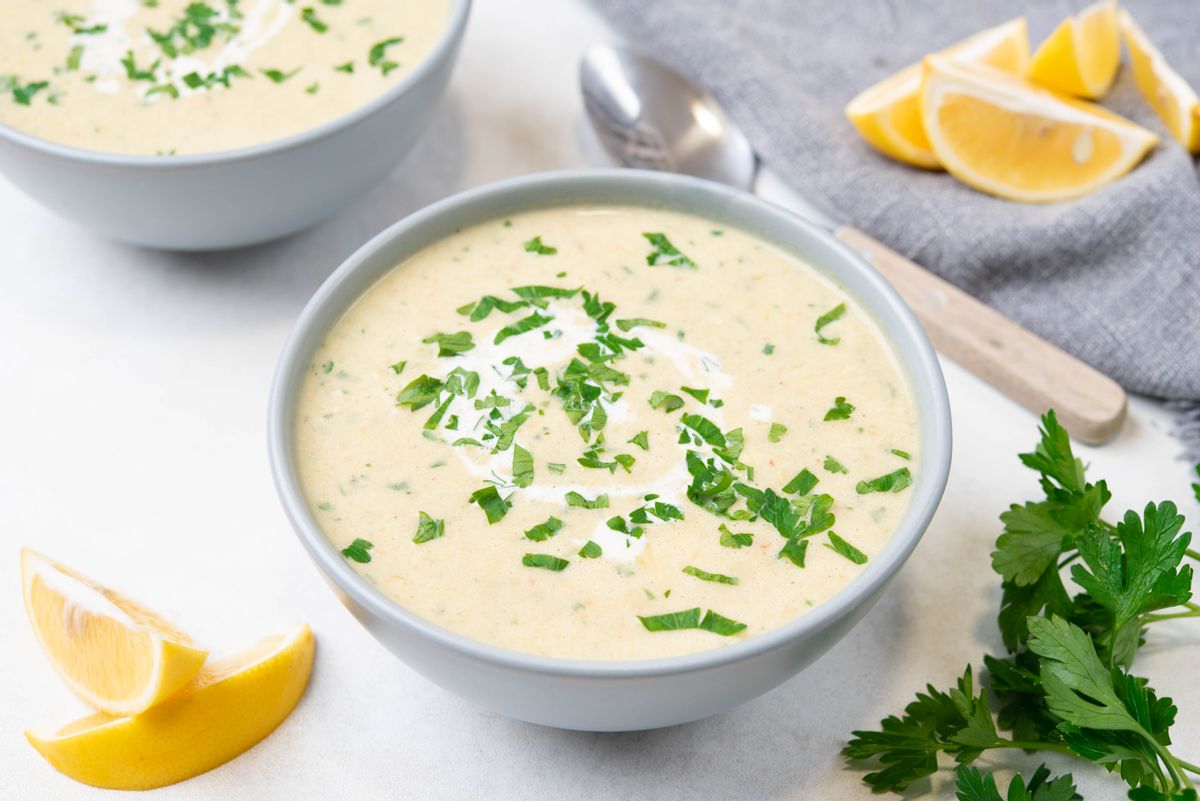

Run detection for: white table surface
[[3, 1, 1197, 798]]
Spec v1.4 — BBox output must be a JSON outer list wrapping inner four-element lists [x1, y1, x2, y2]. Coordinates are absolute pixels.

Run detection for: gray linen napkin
[[588, 0, 1200, 403]]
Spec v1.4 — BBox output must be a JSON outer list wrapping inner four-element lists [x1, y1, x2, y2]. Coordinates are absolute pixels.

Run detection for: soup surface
[[0, 0, 451, 155], [294, 205, 920, 660]]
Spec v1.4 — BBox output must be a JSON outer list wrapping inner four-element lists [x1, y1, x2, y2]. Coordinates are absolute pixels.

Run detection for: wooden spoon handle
[[835, 226, 1127, 445]]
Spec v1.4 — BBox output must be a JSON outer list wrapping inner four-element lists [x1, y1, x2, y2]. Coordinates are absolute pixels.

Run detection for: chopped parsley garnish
[[643, 232, 696, 268], [783, 468, 819, 496], [422, 330, 474, 357], [814, 303, 847, 345], [637, 607, 745, 635], [412, 512, 444, 544], [121, 51, 160, 81], [615, 318, 665, 332], [825, 531, 867, 564], [334, 60, 354, 73], [637, 607, 701, 631], [368, 37, 404, 76], [3, 77, 50, 105], [824, 396, 855, 421], [856, 467, 912, 494], [719, 524, 753, 548], [824, 455, 849, 474], [57, 13, 108, 35], [565, 491, 608, 509], [628, 431, 650, 451], [547, 462, 566, 475], [522, 553, 569, 571], [66, 45, 85, 71], [762, 343, 775, 355], [468, 485, 510, 524], [681, 414, 725, 447], [305, 81, 320, 94], [300, 6, 328, 32], [578, 540, 602, 558], [396, 375, 443, 410], [523, 516, 563, 542], [768, 422, 788, 443], [680, 386, 709, 404], [683, 565, 739, 585], [511, 444, 534, 487], [493, 312, 552, 345], [891, 448, 912, 460], [261, 67, 301, 83], [522, 236, 557, 255], [389, 360, 407, 374], [341, 537, 374, 563], [147, 2, 241, 58], [778, 537, 808, 567], [320, 360, 334, 373], [649, 390, 685, 412]]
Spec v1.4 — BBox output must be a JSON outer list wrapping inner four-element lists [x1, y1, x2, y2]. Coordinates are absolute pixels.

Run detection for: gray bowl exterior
[[268, 170, 953, 731], [0, 0, 469, 251]]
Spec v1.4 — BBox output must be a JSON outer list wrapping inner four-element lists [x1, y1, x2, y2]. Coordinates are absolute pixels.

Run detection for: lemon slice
[[26, 625, 314, 791], [21, 549, 208, 716], [1029, 0, 1120, 99], [1119, 8, 1200, 152], [919, 56, 1158, 203], [846, 18, 1030, 169]]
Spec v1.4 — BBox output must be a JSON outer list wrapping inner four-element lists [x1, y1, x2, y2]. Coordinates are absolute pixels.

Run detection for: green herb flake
[[637, 607, 702, 632], [547, 462, 566, 475], [825, 531, 867, 564], [615, 318, 666, 332], [642, 232, 696, 268], [699, 609, 748, 636], [422, 330, 474, 357], [522, 235, 557, 255], [523, 516, 564, 542], [683, 565, 739, 585], [768, 422, 788, 443], [856, 467, 912, 495], [261, 67, 301, 83], [628, 431, 650, 451], [334, 60, 354, 73], [891, 448, 912, 460], [300, 6, 328, 32], [389, 360, 407, 374], [783, 468, 819, 496], [778, 537, 808, 568], [468, 485, 510, 524], [368, 36, 404, 75], [719, 523, 753, 548], [412, 511, 445, 544], [649, 390, 685, 413], [762, 343, 775, 355], [823, 396, 855, 421], [823, 455, 849, 474], [814, 303, 847, 345], [493, 312, 553, 345], [565, 491, 609, 509], [522, 553, 569, 571], [680, 386, 710, 404], [341, 537, 374, 563], [578, 540, 602, 558], [512, 444, 534, 488]]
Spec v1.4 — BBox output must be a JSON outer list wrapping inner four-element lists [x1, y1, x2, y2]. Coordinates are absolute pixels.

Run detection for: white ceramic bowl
[[268, 169, 952, 731], [0, 0, 470, 251]]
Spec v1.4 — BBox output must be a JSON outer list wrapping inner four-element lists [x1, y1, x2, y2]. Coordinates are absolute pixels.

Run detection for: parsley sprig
[[844, 410, 1199, 799]]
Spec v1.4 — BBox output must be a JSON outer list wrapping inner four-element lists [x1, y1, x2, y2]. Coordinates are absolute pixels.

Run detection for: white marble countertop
[[2, 1, 1197, 798]]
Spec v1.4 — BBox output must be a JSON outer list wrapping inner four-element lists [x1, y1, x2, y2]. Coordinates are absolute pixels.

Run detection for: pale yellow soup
[[294, 205, 920, 660], [0, 0, 451, 155]]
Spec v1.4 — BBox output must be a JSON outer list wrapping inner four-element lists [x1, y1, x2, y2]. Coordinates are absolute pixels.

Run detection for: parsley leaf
[[857, 468, 912, 495], [494, 312, 553, 345], [412, 512, 444, 544], [650, 390, 685, 412], [768, 422, 788, 442], [953, 764, 1080, 801], [638, 608, 701, 631], [783, 468, 819, 496], [615, 318, 665, 332], [260, 67, 301, 83], [628, 430, 650, 450], [814, 303, 847, 345], [719, 523, 753, 548], [778, 537, 808, 567], [341, 537, 373, 563], [824, 396, 855, 421], [826, 532, 868, 564], [368, 36, 404, 75], [642, 232, 696, 268], [699, 609, 747, 636], [578, 540, 602, 558], [300, 6, 328, 32], [422, 330, 474, 357], [522, 553, 568, 571], [523, 516, 563, 542], [522, 236, 557, 255], [683, 565, 739, 585], [565, 491, 609, 509], [512, 444, 534, 488], [824, 455, 849, 474], [468, 485, 510, 524], [396, 375, 443, 411]]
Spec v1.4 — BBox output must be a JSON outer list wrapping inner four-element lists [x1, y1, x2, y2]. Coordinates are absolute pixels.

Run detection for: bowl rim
[[267, 168, 953, 678], [0, 0, 472, 167]]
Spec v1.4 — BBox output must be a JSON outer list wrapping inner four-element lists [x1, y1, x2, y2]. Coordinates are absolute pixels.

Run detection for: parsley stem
[[1180, 757, 1200, 776], [1057, 552, 1080, 570], [1187, 548, 1200, 562], [1143, 609, 1200, 623]]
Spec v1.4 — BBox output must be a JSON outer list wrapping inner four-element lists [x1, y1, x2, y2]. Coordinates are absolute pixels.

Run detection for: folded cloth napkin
[[588, 0, 1200, 402]]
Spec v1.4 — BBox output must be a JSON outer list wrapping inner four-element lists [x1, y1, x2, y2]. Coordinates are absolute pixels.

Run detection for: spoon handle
[[835, 227, 1127, 446]]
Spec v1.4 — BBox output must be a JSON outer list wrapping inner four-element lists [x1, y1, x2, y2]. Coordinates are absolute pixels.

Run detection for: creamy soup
[[0, 0, 451, 155], [294, 206, 920, 660]]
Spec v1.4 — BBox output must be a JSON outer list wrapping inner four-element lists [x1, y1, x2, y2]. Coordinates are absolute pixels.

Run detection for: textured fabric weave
[[589, 0, 1200, 399]]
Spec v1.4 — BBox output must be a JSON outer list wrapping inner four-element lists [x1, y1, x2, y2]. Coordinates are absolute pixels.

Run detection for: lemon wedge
[[21, 549, 207, 716], [26, 625, 314, 791], [846, 18, 1030, 169], [1029, 0, 1120, 99], [919, 56, 1158, 203], [1119, 8, 1200, 153]]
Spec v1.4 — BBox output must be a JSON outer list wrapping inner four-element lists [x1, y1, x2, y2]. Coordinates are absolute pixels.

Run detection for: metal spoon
[[580, 43, 1126, 445]]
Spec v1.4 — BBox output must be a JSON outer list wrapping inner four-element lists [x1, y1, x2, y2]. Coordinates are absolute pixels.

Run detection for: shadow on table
[[490, 574, 920, 800]]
